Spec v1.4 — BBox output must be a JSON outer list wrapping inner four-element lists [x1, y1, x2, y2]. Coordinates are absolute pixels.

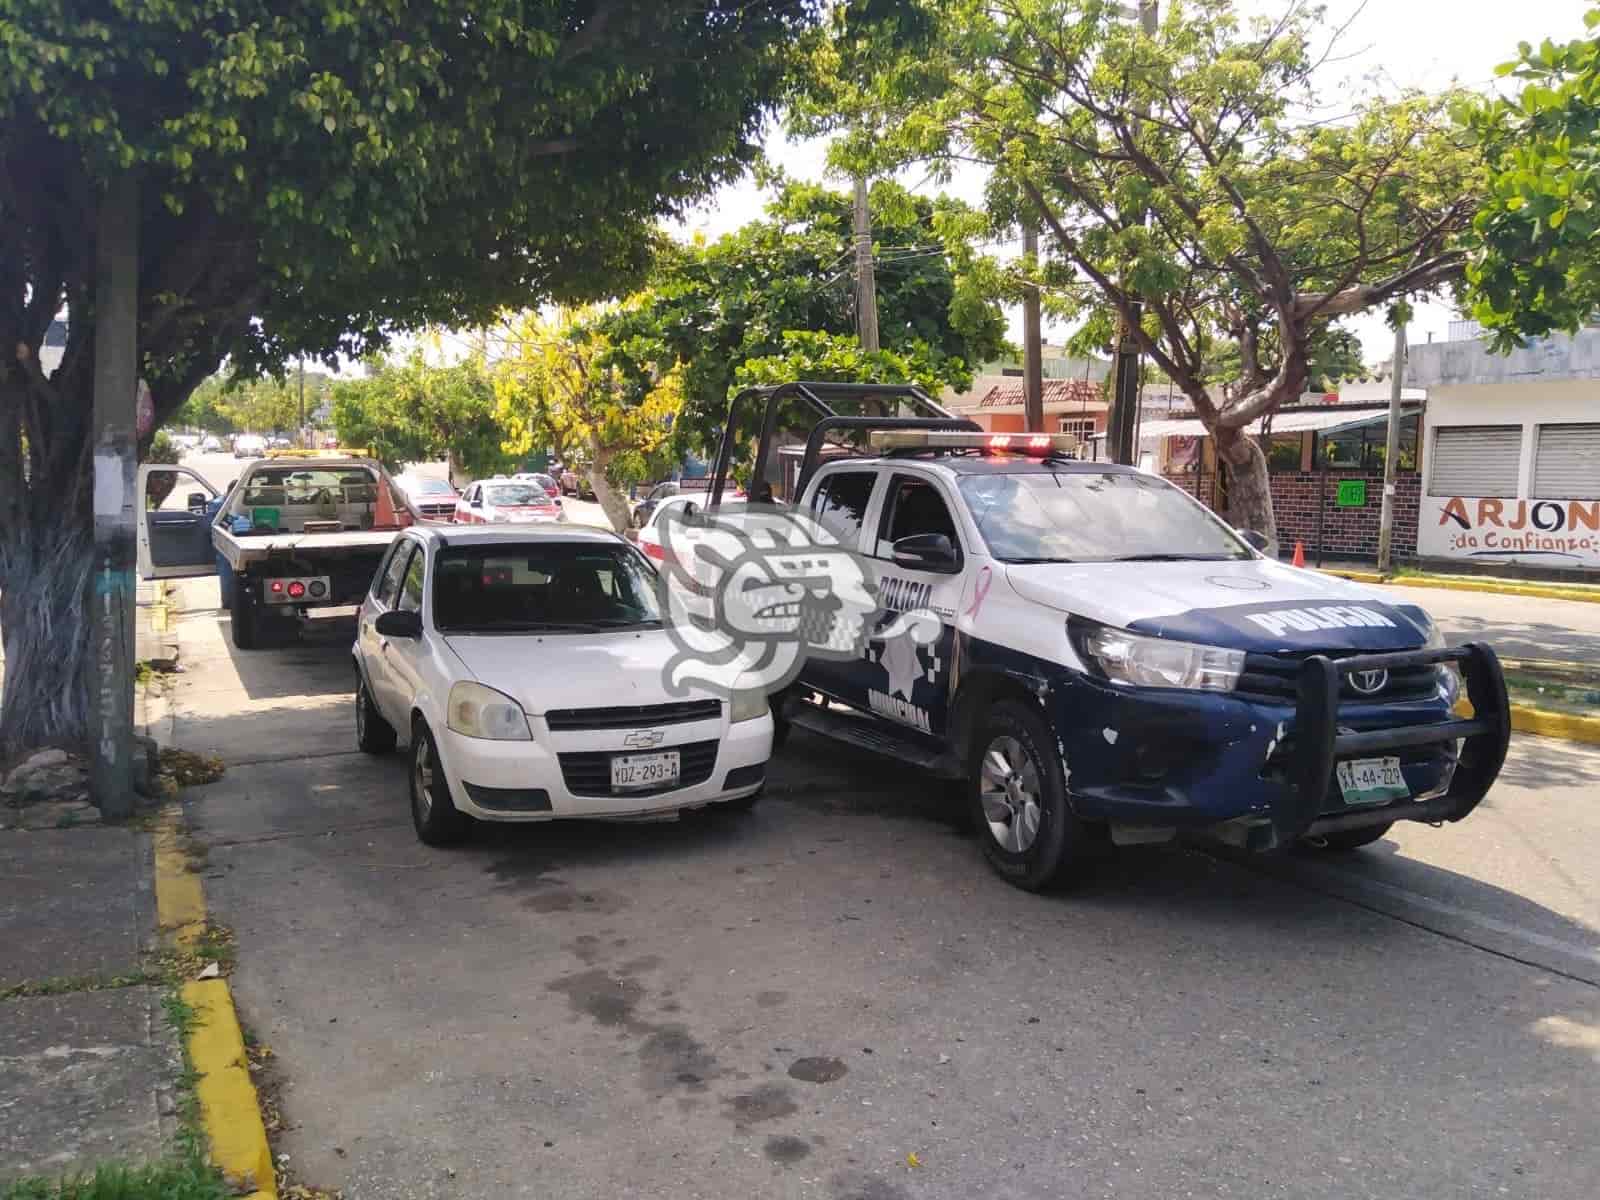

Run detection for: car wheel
[[355, 675, 397, 755], [969, 700, 1084, 891], [409, 720, 470, 846], [1306, 822, 1393, 852], [229, 577, 257, 650]]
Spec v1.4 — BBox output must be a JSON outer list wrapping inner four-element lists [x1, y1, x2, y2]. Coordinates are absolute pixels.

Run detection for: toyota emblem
[[1348, 668, 1389, 695], [622, 729, 667, 749]]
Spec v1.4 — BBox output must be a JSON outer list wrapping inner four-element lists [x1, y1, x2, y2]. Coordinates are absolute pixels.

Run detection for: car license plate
[[610, 751, 680, 791], [1335, 756, 1409, 806]]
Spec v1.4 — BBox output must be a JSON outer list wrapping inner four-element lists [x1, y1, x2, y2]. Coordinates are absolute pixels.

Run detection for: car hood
[[1004, 557, 1427, 653], [444, 629, 690, 714]]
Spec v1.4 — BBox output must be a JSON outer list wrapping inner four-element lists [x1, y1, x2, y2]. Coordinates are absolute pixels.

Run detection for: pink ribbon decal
[[964, 565, 992, 620]]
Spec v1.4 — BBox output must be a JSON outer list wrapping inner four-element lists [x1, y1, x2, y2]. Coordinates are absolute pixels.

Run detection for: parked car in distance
[[199, 435, 224, 453], [513, 472, 563, 498], [631, 480, 681, 528], [456, 479, 566, 524], [352, 525, 773, 844], [559, 467, 596, 500], [394, 473, 460, 522], [633, 493, 705, 565], [321, 435, 339, 449], [232, 433, 268, 459]]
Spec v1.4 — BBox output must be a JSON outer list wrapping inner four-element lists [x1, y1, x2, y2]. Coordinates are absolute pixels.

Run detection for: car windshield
[[485, 484, 548, 506], [957, 470, 1251, 563], [433, 543, 662, 632], [529, 474, 557, 491], [410, 478, 455, 495]]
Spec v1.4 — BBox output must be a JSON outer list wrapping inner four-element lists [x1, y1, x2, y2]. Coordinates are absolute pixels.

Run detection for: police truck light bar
[[868, 430, 1079, 455]]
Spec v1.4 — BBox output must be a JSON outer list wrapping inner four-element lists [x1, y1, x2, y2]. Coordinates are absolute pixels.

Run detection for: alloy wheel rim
[[979, 735, 1043, 854]]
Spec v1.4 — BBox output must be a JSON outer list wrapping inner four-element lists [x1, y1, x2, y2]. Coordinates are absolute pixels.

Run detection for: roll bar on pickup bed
[[708, 381, 982, 507]]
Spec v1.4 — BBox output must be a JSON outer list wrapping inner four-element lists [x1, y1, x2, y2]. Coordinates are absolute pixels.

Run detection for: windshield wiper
[[441, 621, 599, 633], [1001, 556, 1076, 564], [1106, 553, 1242, 562]]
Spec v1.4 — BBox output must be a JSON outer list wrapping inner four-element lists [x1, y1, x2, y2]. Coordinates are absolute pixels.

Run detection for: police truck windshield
[[957, 470, 1253, 564]]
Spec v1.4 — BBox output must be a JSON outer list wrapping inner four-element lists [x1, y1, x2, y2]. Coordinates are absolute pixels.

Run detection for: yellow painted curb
[[1321, 568, 1600, 604], [153, 809, 277, 1200], [1510, 705, 1600, 745]]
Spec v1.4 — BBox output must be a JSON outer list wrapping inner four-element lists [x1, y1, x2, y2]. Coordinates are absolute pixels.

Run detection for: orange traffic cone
[[1292, 540, 1306, 568]]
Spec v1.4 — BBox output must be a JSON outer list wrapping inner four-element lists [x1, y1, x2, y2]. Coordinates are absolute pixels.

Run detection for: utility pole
[[853, 177, 879, 352], [1022, 222, 1044, 433], [1107, 0, 1159, 466], [1376, 317, 1407, 573], [297, 359, 306, 448], [88, 175, 139, 820]]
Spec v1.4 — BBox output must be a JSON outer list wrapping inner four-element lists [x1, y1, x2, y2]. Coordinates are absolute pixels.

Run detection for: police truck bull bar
[[1282, 642, 1510, 845]]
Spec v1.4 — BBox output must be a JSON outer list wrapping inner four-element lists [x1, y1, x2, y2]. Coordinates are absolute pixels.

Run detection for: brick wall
[[1162, 469, 1421, 561], [1270, 472, 1420, 560]]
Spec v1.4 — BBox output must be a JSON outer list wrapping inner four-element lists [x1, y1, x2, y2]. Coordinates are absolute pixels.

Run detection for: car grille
[[418, 502, 455, 519], [557, 739, 719, 797], [1238, 651, 1440, 704], [545, 700, 721, 731]]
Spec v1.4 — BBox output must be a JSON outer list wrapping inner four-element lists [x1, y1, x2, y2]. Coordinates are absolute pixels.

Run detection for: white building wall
[[1418, 378, 1600, 570]]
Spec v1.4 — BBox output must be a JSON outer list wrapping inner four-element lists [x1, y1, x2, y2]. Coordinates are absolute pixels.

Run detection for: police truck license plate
[[1336, 757, 1408, 806], [611, 752, 679, 790]]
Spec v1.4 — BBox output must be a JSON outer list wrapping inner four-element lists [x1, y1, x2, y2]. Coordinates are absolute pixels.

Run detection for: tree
[[801, 0, 1481, 544], [331, 348, 512, 485], [601, 178, 1007, 457], [1465, 9, 1600, 348], [0, 0, 850, 754], [494, 308, 683, 532]]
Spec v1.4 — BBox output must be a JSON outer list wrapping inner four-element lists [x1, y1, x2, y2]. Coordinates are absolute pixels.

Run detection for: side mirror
[[374, 609, 423, 639], [892, 532, 960, 573], [186, 491, 209, 512], [1236, 529, 1271, 554]]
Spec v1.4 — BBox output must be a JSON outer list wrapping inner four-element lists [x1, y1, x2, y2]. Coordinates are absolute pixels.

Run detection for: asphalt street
[[160, 570, 1599, 1200]]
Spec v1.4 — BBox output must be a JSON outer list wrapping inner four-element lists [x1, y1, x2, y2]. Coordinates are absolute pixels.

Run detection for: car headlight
[[730, 688, 769, 723], [446, 681, 531, 740], [1073, 620, 1245, 692], [1414, 615, 1463, 703]]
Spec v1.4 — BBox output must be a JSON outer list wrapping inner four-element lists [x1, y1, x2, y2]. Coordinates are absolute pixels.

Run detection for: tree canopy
[[1465, 9, 1600, 347], [797, 0, 1482, 541], [600, 178, 1008, 457], [331, 348, 512, 483], [0, 0, 858, 754], [180, 370, 335, 436]]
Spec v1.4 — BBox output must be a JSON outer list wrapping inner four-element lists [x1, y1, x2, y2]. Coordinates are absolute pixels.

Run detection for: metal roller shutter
[[1428, 426, 1522, 497], [1533, 423, 1600, 499]]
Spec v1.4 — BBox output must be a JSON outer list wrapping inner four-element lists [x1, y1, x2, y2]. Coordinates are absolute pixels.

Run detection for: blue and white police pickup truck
[[715, 388, 1510, 892]]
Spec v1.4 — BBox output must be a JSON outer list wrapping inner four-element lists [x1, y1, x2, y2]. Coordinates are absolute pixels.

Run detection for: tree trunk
[[1214, 427, 1279, 556], [586, 443, 632, 533], [446, 448, 465, 491], [0, 500, 95, 756]]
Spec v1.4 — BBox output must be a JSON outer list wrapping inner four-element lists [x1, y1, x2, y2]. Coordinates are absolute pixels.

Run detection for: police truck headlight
[[1073, 620, 1245, 692], [446, 682, 531, 740]]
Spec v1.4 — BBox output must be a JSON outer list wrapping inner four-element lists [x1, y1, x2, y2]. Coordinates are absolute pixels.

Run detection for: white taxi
[[455, 478, 565, 525], [352, 525, 773, 844]]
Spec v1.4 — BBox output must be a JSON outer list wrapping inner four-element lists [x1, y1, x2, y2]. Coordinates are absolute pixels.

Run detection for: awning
[[1101, 404, 1422, 442]]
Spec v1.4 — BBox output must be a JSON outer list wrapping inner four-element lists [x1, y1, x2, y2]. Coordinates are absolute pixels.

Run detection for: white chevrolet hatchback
[[353, 525, 773, 845]]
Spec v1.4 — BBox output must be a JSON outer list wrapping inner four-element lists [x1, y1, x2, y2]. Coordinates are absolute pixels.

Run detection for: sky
[[669, 0, 1592, 367]]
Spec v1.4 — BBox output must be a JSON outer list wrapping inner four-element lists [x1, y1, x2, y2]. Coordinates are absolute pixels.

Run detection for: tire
[[409, 720, 471, 846], [229, 575, 257, 650], [1307, 821, 1393, 852], [355, 674, 397, 755], [969, 700, 1084, 891]]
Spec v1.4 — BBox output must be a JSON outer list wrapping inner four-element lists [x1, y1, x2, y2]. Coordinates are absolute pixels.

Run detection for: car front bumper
[[433, 712, 773, 821], [1050, 644, 1509, 850]]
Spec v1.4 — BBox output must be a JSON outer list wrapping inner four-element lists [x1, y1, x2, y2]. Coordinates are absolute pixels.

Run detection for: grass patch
[[0, 971, 161, 1002], [0, 1158, 233, 1200], [1505, 670, 1600, 717]]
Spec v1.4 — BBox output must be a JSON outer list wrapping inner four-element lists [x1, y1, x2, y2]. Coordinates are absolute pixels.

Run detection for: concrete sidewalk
[[0, 584, 185, 1185]]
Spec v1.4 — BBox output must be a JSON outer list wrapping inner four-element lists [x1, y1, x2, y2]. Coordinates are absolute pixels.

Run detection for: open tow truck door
[[136, 463, 221, 580]]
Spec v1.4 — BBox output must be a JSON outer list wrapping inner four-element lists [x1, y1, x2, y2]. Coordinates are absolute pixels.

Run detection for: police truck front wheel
[[969, 701, 1084, 891]]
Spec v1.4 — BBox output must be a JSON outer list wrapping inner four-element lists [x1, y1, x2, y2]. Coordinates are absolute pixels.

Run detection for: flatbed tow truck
[[137, 452, 426, 649]]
